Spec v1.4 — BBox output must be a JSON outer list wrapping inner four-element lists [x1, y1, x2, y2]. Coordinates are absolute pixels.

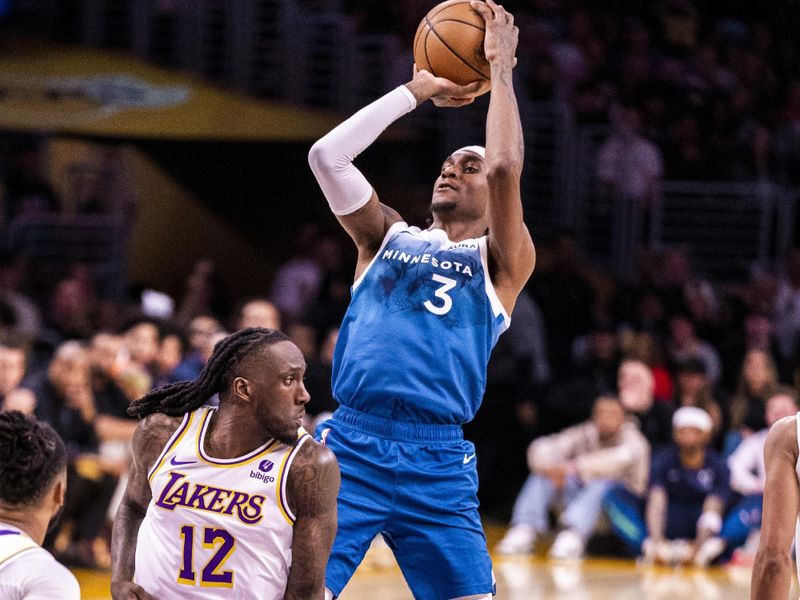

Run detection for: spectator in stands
[[29, 342, 118, 568], [152, 323, 188, 388], [773, 249, 800, 368], [44, 276, 96, 343], [620, 330, 673, 402], [269, 224, 324, 324], [173, 259, 227, 326], [286, 322, 318, 359], [0, 332, 28, 409], [530, 233, 594, 381], [726, 349, 779, 452], [666, 312, 722, 385], [604, 406, 731, 567], [236, 298, 281, 331], [0, 252, 41, 339], [708, 387, 800, 564], [597, 103, 663, 209], [672, 358, 725, 448], [169, 314, 223, 382], [617, 359, 674, 448], [496, 394, 649, 559]]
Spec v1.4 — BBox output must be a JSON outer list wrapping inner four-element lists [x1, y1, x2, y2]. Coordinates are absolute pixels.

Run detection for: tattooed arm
[[284, 440, 341, 600], [111, 413, 183, 600]]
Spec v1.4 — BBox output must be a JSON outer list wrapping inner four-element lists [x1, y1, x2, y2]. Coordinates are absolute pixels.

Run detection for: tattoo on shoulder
[[287, 441, 340, 516], [135, 413, 184, 464]]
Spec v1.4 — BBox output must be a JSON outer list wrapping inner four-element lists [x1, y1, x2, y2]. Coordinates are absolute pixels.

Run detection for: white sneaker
[[694, 537, 726, 567], [495, 524, 537, 555], [548, 529, 585, 560]]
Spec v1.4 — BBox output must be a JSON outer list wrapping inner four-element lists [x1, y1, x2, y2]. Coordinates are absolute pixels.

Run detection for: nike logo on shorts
[[170, 456, 196, 466], [463, 453, 476, 464]]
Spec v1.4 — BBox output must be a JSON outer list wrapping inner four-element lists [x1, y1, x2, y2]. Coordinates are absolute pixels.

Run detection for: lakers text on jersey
[[134, 406, 310, 598]]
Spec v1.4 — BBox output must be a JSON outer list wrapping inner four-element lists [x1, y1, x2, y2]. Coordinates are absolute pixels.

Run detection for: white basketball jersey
[[134, 406, 311, 599], [0, 524, 80, 600]]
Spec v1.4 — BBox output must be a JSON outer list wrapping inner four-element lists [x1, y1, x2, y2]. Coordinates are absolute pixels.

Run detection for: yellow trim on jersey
[[0, 538, 37, 566], [148, 411, 195, 484], [195, 407, 282, 468]]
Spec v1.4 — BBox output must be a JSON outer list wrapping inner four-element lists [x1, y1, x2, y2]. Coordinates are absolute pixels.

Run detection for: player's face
[[249, 341, 310, 444], [431, 150, 488, 217]]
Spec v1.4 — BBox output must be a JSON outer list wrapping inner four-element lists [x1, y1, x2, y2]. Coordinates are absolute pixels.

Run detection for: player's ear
[[52, 469, 66, 507], [232, 376, 251, 402]]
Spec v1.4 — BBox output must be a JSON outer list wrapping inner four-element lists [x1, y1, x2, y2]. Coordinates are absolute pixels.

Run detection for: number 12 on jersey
[[178, 525, 235, 588]]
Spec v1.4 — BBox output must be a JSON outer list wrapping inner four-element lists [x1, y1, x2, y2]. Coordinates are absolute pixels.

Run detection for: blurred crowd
[[326, 0, 800, 184], [1, 203, 799, 568], [2, 0, 800, 574]]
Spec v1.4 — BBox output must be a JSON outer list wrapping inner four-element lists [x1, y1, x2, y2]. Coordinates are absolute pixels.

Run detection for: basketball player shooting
[[110, 328, 340, 600], [308, 1, 535, 598]]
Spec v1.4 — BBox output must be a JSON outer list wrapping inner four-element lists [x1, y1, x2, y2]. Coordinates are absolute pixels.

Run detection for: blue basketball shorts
[[315, 405, 495, 600]]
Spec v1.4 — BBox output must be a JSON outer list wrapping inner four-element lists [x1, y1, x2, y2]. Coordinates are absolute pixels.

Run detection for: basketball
[[413, 0, 490, 88]]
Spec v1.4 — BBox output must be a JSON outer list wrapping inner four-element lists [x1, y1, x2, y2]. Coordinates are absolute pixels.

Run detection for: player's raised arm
[[308, 69, 484, 279], [472, 0, 535, 313], [752, 416, 799, 600], [111, 413, 181, 600], [283, 441, 340, 600]]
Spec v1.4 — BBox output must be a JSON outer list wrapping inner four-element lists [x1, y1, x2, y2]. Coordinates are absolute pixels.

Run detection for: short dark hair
[[0, 411, 67, 506]]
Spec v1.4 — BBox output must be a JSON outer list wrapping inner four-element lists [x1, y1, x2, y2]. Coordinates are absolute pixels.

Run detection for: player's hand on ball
[[471, 0, 518, 70], [111, 581, 158, 600], [411, 64, 489, 108]]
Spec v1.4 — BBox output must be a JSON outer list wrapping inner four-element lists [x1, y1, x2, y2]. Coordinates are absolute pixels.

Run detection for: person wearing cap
[[604, 405, 731, 566], [307, 3, 534, 598], [495, 394, 650, 559]]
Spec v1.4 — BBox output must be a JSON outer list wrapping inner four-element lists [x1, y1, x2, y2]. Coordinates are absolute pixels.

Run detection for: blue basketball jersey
[[332, 222, 510, 424]]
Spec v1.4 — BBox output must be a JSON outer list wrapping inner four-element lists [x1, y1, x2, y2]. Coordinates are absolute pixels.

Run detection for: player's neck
[[204, 406, 269, 459], [428, 217, 487, 242], [0, 509, 46, 545]]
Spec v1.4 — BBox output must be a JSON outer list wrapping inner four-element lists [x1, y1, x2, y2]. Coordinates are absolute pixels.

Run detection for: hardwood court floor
[[74, 526, 768, 599]]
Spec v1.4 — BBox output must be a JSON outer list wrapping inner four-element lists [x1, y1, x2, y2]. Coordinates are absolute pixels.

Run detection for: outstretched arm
[[308, 71, 485, 280], [110, 413, 182, 600], [752, 416, 799, 600], [473, 0, 535, 314], [284, 441, 340, 600]]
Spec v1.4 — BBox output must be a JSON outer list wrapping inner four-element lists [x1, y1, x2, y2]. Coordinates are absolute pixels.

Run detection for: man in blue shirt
[[604, 406, 731, 566]]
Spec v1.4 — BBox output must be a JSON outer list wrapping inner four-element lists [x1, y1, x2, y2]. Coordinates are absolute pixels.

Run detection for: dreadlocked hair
[[0, 411, 67, 506], [128, 327, 291, 418]]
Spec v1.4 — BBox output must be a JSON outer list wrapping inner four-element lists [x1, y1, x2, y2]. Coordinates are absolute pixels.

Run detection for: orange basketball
[[413, 0, 490, 89]]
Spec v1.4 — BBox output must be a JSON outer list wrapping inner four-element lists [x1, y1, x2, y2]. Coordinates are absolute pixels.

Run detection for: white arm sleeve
[[308, 85, 417, 215]]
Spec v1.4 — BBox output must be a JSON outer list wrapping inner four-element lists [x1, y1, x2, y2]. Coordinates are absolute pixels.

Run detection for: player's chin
[[430, 197, 458, 213]]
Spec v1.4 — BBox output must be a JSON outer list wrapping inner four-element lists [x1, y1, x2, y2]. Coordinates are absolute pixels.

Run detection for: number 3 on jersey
[[424, 274, 456, 315], [178, 525, 235, 588]]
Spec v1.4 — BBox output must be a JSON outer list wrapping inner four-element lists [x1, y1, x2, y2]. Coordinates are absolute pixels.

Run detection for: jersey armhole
[[277, 434, 313, 525], [352, 221, 408, 290], [478, 236, 511, 330], [147, 411, 193, 482]]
